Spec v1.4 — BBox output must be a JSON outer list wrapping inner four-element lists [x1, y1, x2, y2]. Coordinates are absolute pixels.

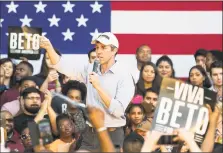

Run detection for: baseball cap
[[135, 121, 151, 132], [91, 32, 119, 49]]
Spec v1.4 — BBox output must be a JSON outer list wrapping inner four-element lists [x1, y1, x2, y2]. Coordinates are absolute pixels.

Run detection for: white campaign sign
[[10, 33, 40, 50]]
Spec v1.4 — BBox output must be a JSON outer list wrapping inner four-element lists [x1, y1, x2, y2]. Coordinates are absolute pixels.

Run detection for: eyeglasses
[[25, 97, 41, 101], [21, 134, 31, 140], [59, 124, 73, 129]]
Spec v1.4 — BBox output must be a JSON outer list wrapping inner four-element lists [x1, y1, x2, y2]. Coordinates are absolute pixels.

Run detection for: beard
[[24, 103, 40, 114]]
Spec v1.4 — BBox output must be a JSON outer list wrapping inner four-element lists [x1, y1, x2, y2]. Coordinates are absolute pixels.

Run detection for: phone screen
[[158, 135, 178, 145], [38, 119, 54, 145]]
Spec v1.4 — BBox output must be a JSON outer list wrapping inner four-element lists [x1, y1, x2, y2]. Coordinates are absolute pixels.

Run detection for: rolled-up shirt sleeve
[[108, 73, 135, 118]]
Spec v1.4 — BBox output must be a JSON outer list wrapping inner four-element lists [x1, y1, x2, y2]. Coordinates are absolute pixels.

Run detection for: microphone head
[[92, 60, 100, 73]]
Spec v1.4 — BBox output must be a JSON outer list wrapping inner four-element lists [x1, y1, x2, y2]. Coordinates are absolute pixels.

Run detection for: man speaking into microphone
[[80, 32, 135, 151]]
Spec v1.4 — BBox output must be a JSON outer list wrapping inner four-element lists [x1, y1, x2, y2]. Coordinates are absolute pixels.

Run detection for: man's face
[[59, 119, 74, 137], [95, 42, 116, 65], [1, 112, 14, 134], [19, 80, 36, 93], [89, 51, 97, 63], [136, 46, 151, 63], [15, 63, 32, 81], [143, 91, 158, 110], [21, 128, 32, 148], [196, 56, 206, 67], [23, 92, 41, 114], [211, 68, 222, 86]]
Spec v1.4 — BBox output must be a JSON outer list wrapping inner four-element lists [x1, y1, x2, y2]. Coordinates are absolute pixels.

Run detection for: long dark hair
[[188, 65, 212, 88], [135, 61, 162, 96], [156, 55, 175, 78], [39, 48, 62, 77], [0, 58, 16, 88]]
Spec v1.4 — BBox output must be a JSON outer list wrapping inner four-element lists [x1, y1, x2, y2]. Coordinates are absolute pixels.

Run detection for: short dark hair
[[209, 50, 223, 62], [18, 61, 34, 74], [210, 61, 223, 76], [62, 80, 87, 102], [87, 48, 96, 60], [20, 87, 41, 99], [143, 87, 159, 98], [123, 132, 144, 152], [194, 49, 207, 59], [136, 44, 150, 54], [19, 76, 37, 86]]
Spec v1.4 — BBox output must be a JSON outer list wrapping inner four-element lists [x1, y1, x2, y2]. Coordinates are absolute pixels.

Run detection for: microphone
[[92, 60, 100, 73]]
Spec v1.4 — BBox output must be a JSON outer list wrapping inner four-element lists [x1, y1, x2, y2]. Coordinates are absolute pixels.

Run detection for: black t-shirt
[[14, 113, 35, 134], [14, 113, 49, 134]]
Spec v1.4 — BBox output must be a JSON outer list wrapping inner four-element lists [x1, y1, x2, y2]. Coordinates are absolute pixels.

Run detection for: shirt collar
[[98, 60, 118, 75]]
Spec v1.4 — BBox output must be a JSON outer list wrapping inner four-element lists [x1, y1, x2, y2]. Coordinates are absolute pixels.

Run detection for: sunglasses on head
[[20, 134, 31, 140]]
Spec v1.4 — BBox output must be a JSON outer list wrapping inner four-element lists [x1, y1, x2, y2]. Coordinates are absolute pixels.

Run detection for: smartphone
[[38, 119, 54, 145], [158, 135, 178, 145], [28, 121, 40, 146]]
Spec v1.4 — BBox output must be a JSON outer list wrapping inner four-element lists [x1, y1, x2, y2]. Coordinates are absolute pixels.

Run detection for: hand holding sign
[[39, 36, 53, 50], [173, 129, 195, 143], [8, 26, 42, 60], [206, 104, 220, 126], [47, 71, 59, 82]]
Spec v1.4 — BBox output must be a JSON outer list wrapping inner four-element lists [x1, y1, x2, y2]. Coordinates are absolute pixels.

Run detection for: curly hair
[[62, 80, 87, 103]]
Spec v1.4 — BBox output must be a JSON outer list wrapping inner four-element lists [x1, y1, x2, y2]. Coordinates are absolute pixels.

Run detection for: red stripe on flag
[[111, 2, 223, 11], [116, 34, 222, 55]]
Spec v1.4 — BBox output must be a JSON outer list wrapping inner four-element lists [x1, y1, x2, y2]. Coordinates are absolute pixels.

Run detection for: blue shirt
[[86, 61, 135, 127]]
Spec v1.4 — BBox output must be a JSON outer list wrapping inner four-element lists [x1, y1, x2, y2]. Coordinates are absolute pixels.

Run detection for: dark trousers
[[79, 124, 124, 152]]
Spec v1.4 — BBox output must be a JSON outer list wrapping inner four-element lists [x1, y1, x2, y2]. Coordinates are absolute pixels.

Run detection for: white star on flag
[[90, 1, 103, 13], [48, 14, 61, 27], [90, 28, 101, 40], [76, 14, 89, 27], [34, 1, 47, 13], [6, 1, 19, 13], [62, 1, 75, 13], [20, 15, 33, 27], [0, 19, 4, 27], [42, 32, 47, 36], [6, 33, 9, 36], [62, 28, 75, 41]]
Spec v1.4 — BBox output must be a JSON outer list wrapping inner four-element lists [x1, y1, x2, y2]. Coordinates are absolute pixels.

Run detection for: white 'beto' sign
[[152, 78, 217, 137], [8, 26, 42, 60]]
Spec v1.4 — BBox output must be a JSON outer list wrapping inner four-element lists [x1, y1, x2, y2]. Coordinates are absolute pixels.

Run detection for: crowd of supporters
[[0, 33, 222, 153]]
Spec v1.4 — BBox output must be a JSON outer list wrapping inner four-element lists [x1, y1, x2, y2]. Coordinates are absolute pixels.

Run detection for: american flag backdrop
[[0, 1, 222, 78]]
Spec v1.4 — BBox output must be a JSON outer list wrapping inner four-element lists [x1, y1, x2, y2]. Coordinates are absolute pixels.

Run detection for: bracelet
[[97, 127, 107, 133]]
